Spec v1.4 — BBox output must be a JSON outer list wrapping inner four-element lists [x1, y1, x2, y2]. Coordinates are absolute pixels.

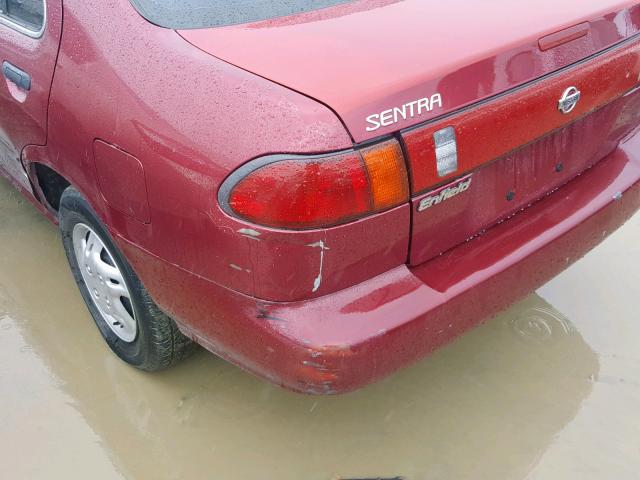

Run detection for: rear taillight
[[219, 139, 409, 229]]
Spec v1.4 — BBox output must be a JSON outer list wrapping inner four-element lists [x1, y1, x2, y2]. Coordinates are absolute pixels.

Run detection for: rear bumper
[[117, 133, 640, 395]]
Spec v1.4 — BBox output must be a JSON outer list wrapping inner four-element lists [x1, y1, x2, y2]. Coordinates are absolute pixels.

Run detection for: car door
[[0, 0, 62, 191]]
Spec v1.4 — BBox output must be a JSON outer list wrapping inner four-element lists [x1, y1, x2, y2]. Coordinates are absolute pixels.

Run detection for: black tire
[[59, 187, 196, 371]]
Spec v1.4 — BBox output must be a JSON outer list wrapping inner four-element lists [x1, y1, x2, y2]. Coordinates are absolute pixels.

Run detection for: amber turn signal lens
[[361, 140, 410, 210]]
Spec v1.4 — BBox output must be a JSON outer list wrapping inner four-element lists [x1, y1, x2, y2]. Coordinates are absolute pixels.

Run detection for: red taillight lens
[[220, 139, 409, 229]]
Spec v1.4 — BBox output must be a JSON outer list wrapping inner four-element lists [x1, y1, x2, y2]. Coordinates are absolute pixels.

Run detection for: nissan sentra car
[[1, 0, 640, 394]]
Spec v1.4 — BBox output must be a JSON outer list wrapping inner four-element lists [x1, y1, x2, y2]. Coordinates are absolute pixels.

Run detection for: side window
[[0, 0, 45, 32]]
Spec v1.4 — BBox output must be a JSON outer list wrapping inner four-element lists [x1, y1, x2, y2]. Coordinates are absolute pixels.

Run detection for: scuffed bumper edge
[[115, 137, 640, 395]]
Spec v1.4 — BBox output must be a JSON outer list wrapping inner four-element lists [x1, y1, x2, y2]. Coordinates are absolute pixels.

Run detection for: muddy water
[[0, 176, 639, 480]]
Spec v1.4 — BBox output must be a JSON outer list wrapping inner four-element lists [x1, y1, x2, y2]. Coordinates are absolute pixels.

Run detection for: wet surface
[[1, 175, 639, 480]]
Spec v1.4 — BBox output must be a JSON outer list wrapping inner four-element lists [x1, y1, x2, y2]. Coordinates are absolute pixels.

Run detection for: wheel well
[[34, 164, 70, 212]]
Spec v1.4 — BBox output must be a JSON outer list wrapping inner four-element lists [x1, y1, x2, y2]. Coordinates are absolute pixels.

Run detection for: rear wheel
[[59, 187, 196, 371]]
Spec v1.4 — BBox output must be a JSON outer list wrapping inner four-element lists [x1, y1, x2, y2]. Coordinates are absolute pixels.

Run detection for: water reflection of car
[[0, 0, 637, 393]]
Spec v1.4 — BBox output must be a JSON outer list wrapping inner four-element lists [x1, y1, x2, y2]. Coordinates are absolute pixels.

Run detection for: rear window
[[128, 0, 355, 29]]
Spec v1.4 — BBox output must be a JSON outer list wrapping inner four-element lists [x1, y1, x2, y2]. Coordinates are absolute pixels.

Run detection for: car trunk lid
[[178, 0, 640, 142]]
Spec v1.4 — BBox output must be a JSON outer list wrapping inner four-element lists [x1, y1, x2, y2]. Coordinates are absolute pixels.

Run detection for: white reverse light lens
[[434, 126, 458, 177]]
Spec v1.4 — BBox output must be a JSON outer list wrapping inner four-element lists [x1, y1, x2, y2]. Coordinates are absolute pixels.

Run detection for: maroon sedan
[[1, 0, 640, 394]]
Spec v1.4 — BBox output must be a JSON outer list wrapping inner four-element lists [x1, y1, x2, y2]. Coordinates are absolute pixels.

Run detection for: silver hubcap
[[72, 223, 137, 343]]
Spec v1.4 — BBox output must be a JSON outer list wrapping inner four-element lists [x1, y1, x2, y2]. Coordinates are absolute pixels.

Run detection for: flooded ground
[[1, 175, 639, 480]]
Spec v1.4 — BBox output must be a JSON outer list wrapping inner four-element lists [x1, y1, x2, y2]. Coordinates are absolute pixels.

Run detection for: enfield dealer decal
[[366, 93, 443, 132], [417, 176, 472, 212]]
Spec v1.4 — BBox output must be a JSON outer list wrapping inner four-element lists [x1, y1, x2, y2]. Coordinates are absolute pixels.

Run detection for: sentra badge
[[417, 176, 472, 212], [366, 93, 443, 132]]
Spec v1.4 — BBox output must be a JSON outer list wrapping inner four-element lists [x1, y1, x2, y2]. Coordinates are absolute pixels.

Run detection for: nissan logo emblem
[[558, 86, 581, 114]]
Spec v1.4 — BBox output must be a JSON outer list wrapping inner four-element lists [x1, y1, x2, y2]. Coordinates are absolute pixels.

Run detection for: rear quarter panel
[[24, 0, 413, 302]]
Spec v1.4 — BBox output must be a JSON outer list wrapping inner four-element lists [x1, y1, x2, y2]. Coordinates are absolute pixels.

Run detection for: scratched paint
[[307, 240, 330, 293], [238, 228, 261, 241], [229, 263, 251, 273]]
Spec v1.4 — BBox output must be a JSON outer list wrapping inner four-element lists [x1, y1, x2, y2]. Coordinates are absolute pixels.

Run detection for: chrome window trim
[[0, 0, 47, 39]]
